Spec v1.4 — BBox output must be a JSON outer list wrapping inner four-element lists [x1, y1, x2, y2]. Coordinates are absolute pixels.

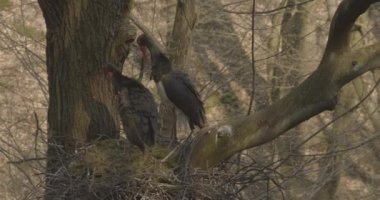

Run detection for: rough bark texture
[[38, 0, 134, 198], [168, 0, 197, 67], [187, 0, 380, 169]]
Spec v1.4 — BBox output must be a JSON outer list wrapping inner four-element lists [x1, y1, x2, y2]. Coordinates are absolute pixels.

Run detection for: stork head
[[136, 34, 150, 48], [103, 64, 141, 91], [136, 34, 148, 50], [136, 34, 172, 82], [137, 34, 164, 58], [136, 34, 153, 75], [150, 53, 172, 81]]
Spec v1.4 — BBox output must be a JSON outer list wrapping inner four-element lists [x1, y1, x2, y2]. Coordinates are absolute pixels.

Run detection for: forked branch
[[187, 0, 380, 169]]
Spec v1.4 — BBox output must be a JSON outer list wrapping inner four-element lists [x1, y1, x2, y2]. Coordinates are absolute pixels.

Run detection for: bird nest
[[43, 139, 240, 199]]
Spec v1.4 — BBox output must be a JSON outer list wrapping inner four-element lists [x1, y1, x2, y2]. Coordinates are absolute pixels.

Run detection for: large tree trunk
[[168, 0, 197, 67], [38, 0, 134, 198]]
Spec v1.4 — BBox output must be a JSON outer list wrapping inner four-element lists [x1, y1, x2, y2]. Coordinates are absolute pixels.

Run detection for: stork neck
[[151, 55, 171, 82], [111, 71, 134, 88], [145, 44, 161, 58], [154, 57, 172, 73]]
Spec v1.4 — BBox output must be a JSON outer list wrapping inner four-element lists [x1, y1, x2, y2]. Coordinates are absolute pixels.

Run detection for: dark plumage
[[104, 65, 159, 151], [137, 34, 205, 130]]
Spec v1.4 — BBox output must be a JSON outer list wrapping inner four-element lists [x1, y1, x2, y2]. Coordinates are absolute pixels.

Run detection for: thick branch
[[325, 0, 380, 53], [189, 43, 380, 169], [188, 0, 380, 169]]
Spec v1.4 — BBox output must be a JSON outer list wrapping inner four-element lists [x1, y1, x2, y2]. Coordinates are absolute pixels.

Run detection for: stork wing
[[128, 85, 159, 145], [119, 83, 159, 149], [162, 70, 205, 129]]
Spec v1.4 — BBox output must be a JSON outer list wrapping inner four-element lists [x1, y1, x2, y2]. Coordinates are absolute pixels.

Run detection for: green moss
[[0, 0, 11, 10]]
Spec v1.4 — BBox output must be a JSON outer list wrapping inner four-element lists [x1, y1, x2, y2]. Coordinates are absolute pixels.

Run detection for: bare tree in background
[[0, 0, 379, 199], [188, 0, 380, 168], [37, 0, 380, 198]]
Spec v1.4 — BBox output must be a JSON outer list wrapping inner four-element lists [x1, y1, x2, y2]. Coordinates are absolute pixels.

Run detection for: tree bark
[[38, 0, 134, 198], [168, 0, 197, 67], [311, 10, 371, 199]]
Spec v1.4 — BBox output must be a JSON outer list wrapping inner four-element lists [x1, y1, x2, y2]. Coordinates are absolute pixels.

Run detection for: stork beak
[[135, 40, 143, 52]]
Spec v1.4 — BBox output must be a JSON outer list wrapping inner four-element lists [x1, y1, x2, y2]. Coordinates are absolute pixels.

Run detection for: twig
[[275, 78, 380, 169], [33, 112, 40, 157], [247, 0, 256, 115], [161, 145, 180, 163], [222, 0, 314, 16], [161, 130, 194, 163], [8, 157, 46, 164], [292, 129, 380, 157]]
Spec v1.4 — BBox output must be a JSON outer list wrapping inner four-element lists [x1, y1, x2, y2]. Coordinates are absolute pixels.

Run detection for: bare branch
[[247, 0, 256, 115], [187, 0, 380, 169], [324, 0, 380, 53], [222, 0, 314, 16], [8, 157, 46, 164]]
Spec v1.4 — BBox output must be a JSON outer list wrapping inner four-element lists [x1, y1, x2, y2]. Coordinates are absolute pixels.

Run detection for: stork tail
[[176, 109, 189, 136]]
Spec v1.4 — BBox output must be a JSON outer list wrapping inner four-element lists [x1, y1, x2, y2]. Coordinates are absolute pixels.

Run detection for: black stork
[[104, 65, 159, 152], [136, 34, 205, 131]]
